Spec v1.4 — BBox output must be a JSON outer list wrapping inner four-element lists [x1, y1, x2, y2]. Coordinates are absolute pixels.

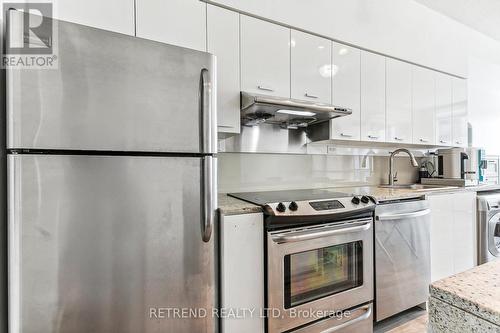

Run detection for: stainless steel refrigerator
[[5, 12, 217, 333]]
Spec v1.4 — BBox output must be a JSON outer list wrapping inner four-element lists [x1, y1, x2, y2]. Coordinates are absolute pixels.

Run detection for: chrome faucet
[[388, 149, 419, 185]]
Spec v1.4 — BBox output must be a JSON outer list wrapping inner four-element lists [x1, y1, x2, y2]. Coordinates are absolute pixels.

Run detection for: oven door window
[[284, 241, 363, 308]]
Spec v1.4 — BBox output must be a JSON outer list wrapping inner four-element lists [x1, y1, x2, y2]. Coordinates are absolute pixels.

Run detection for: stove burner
[[229, 188, 376, 228]]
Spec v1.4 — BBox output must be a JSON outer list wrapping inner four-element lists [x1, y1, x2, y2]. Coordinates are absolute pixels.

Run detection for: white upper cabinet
[[207, 6, 240, 134], [412, 66, 436, 145], [290, 30, 332, 104], [240, 16, 290, 97], [136, 0, 207, 51], [53, 0, 135, 35], [331, 43, 361, 141], [435, 73, 453, 146], [452, 78, 468, 147], [360, 51, 386, 142], [386, 58, 412, 144]]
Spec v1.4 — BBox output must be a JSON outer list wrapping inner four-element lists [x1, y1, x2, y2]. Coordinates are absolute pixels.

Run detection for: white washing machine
[[477, 192, 500, 264]]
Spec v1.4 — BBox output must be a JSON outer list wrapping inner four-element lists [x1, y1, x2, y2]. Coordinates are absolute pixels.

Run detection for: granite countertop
[[335, 185, 432, 202], [334, 185, 465, 202], [430, 260, 500, 326], [218, 193, 263, 216], [218, 183, 500, 215]]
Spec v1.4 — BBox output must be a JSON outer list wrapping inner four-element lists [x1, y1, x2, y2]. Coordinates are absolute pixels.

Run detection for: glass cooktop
[[228, 188, 352, 206]]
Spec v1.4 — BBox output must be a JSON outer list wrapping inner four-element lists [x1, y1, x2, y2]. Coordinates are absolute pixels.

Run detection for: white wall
[[468, 58, 500, 155], [218, 153, 420, 193]]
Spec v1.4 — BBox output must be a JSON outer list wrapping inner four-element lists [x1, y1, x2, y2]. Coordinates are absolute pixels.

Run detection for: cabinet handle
[[368, 135, 379, 140], [257, 85, 274, 92], [440, 140, 448, 144], [340, 133, 352, 138], [305, 92, 319, 99], [419, 138, 429, 143], [456, 141, 462, 145], [394, 137, 404, 141]]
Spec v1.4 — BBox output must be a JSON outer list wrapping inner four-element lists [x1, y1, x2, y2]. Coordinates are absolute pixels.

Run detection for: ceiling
[[414, 0, 500, 42]]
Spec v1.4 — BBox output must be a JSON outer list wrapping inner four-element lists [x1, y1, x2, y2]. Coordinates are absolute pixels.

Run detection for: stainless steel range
[[229, 189, 375, 333]]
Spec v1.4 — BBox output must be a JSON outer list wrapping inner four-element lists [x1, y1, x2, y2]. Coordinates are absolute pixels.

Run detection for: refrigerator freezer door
[[8, 154, 216, 333], [6, 12, 216, 154]]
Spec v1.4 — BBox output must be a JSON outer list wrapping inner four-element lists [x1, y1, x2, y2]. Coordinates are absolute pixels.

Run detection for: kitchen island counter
[[429, 260, 500, 332]]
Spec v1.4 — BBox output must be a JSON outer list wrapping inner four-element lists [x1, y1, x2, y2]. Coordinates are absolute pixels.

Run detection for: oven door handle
[[271, 222, 371, 244], [320, 305, 372, 333], [377, 209, 431, 221]]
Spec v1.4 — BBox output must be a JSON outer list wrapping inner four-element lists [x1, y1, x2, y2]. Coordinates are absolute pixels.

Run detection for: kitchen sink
[[378, 184, 456, 191]]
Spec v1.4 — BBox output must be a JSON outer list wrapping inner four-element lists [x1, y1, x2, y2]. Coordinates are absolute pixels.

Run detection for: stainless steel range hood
[[240, 92, 352, 129]]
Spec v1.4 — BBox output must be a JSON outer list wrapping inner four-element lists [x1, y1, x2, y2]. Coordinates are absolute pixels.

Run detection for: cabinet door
[[54, 0, 135, 35], [429, 192, 477, 282], [452, 78, 468, 147], [429, 194, 454, 282], [290, 30, 331, 104], [221, 213, 265, 333], [331, 43, 361, 140], [452, 192, 477, 273], [386, 58, 412, 144], [240, 16, 290, 97], [136, 0, 207, 51], [360, 51, 385, 142], [435, 73, 453, 146], [207, 6, 240, 134], [412, 66, 435, 145]]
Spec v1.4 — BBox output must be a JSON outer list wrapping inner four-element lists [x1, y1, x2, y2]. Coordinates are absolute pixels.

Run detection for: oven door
[[267, 218, 374, 333]]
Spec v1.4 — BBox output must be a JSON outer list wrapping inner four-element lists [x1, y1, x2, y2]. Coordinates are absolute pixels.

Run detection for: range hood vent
[[240, 91, 352, 128]]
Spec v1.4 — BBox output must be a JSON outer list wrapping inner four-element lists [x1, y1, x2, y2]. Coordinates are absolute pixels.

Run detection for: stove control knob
[[289, 201, 298, 211], [276, 202, 286, 213], [351, 197, 361, 205], [361, 196, 370, 204]]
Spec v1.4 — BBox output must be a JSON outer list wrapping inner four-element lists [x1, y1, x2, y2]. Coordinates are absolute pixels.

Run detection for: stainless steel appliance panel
[[267, 218, 374, 333], [289, 303, 373, 333], [8, 154, 216, 333], [6, 13, 216, 154], [0, 56, 7, 333], [375, 200, 431, 321]]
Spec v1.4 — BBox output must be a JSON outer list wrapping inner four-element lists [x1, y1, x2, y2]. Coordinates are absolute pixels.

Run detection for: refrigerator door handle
[[200, 68, 216, 154], [201, 156, 216, 242]]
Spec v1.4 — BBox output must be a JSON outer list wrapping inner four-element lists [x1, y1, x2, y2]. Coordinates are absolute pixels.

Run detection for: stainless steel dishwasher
[[375, 198, 431, 321]]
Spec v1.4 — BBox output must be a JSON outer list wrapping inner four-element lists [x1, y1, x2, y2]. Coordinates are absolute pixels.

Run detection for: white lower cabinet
[[221, 212, 265, 333], [429, 192, 477, 282], [207, 5, 240, 134], [331, 43, 361, 141]]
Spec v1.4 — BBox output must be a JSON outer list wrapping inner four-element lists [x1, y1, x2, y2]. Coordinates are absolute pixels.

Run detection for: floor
[[374, 307, 429, 333]]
